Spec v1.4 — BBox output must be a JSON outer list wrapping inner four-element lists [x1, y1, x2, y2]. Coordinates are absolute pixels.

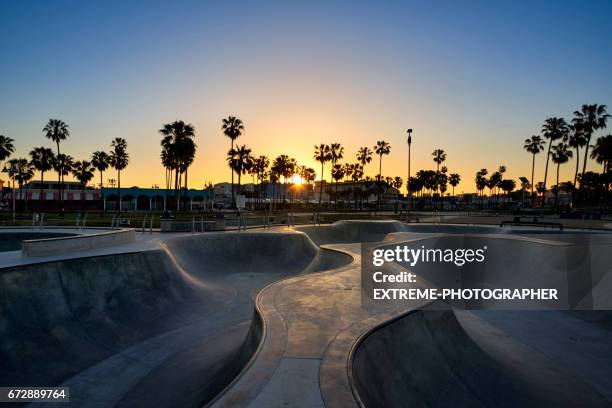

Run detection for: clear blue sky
[[1, 0, 611, 191]]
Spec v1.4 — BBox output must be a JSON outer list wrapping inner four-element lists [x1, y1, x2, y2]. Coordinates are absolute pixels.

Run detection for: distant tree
[[71, 160, 96, 211], [0, 135, 15, 167], [29, 147, 55, 211], [374, 141, 391, 205], [567, 124, 587, 187], [572, 104, 609, 177], [500, 179, 516, 198], [109, 138, 129, 214], [449, 173, 461, 197], [227, 145, 253, 204], [590, 135, 612, 174], [541, 117, 569, 190], [523, 135, 545, 198], [222, 116, 244, 206], [313, 144, 332, 205], [551, 142, 572, 207], [91, 151, 110, 211], [43, 119, 70, 214]]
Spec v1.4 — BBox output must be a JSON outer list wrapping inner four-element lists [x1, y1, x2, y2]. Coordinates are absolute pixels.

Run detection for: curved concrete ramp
[[352, 308, 611, 407], [0, 231, 351, 407], [295, 220, 407, 245]]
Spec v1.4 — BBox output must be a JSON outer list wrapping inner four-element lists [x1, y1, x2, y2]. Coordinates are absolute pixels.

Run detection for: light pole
[[407, 128, 413, 209]]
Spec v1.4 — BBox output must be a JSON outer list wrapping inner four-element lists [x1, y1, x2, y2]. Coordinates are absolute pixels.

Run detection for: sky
[[1, 0, 612, 193]]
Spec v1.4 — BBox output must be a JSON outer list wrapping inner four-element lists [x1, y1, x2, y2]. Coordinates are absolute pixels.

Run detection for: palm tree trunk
[[378, 156, 382, 207], [99, 170, 104, 213], [319, 163, 324, 205], [543, 141, 552, 190], [117, 170, 121, 214], [582, 134, 592, 177], [573, 147, 580, 188], [40, 171, 45, 212], [184, 167, 189, 212], [555, 163, 560, 208], [230, 140, 235, 208]]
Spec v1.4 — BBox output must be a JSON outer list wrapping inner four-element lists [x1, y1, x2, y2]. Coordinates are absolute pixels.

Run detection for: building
[[3, 181, 101, 211], [101, 187, 213, 211]]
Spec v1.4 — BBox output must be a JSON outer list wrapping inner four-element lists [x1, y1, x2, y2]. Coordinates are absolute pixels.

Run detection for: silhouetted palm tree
[[109, 138, 129, 214], [0, 135, 15, 168], [572, 104, 609, 178], [374, 141, 391, 205], [29, 147, 54, 211], [222, 116, 244, 206], [523, 135, 545, 198], [330, 143, 344, 203], [449, 173, 461, 197], [227, 145, 253, 205], [10, 158, 34, 213], [160, 120, 196, 211], [431, 149, 446, 206], [551, 142, 572, 207], [72, 160, 95, 211], [52, 153, 74, 212], [91, 151, 110, 211], [314, 144, 332, 205], [567, 124, 587, 187], [541, 117, 569, 191], [590, 135, 612, 174], [43, 119, 70, 214]]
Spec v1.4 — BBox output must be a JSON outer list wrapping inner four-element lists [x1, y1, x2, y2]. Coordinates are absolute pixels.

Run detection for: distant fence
[[21, 229, 136, 257]]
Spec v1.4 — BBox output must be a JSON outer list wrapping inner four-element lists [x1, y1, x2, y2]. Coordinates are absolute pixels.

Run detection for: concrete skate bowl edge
[[351, 308, 611, 407], [0, 231, 351, 406]]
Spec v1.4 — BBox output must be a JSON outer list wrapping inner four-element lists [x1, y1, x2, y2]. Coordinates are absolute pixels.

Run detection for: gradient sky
[[2, 0, 612, 193]]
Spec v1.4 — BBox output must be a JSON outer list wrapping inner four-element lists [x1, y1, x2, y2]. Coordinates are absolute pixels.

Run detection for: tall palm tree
[[109, 138, 129, 214], [10, 158, 34, 213], [313, 144, 332, 205], [91, 151, 110, 211], [449, 173, 461, 197], [590, 135, 612, 174], [227, 145, 253, 205], [541, 117, 569, 191], [43, 119, 70, 214], [551, 142, 572, 207], [523, 135, 545, 197], [159, 120, 197, 211], [374, 141, 391, 205], [252, 155, 269, 208], [431, 149, 446, 202], [572, 104, 609, 177], [356, 147, 372, 209], [52, 153, 74, 212], [29, 147, 55, 212], [222, 116, 244, 206], [567, 124, 587, 188], [0, 135, 15, 168], [71, 160, 96, 211], [330, 143, 344, 202]]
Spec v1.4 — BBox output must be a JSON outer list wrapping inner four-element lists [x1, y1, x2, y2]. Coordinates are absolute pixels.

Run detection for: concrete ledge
[[21, 229, 136, 257], [160, 219, 225, 232]]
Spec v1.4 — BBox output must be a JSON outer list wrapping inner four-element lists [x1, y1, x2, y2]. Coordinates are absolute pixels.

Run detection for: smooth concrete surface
[[21, 228, 136, 257], [1, 220, 611, 407]]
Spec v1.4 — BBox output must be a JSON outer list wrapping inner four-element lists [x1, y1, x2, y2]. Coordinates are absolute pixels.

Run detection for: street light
[[407, 128, 413, 209]]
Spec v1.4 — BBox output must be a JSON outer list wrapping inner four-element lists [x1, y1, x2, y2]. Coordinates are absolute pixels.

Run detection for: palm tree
[[374, 141, 391, 205], [331, 163, 345, 206], [91, 151, 110, 211], [590, 135, 612, 174], [541, 117, 569, 191], [475, 169, 488, 209], [29, 147, 55, 212], [222, 116, 244, 206], [431, 149, 446, 207], [392, 176, 403, 212], [572, 104, 609, 177], [313, 144, 332, 205], [567, 124, 587, 188], [72, 160, 95, 211], [52, 153, 74, 212], [330, 143, 344, 203], [0, 135, 15, 168], [523, 135, 545, 198], [252, 155, 269, 207], [43, 119, 70, 213], [227, 145, 253, 205], [160, 121, 197, 211], [551, 142, 572, 207], [12, 159, 35, 213], [449, 173, 461, 197], [109, 138, 129, 214]]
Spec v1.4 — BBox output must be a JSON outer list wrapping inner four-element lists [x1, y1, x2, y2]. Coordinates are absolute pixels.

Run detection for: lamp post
[[407, 128, 413, 209]]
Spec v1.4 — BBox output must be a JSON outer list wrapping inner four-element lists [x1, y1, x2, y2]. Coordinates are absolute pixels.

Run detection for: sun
[[291, 174, 304, 185]]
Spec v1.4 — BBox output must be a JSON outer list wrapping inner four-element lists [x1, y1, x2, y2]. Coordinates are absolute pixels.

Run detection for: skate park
[[1, 219, 611, 407]]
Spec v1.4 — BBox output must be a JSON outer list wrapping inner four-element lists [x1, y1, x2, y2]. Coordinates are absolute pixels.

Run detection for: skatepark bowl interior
[[1, 220, 611, 407]]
